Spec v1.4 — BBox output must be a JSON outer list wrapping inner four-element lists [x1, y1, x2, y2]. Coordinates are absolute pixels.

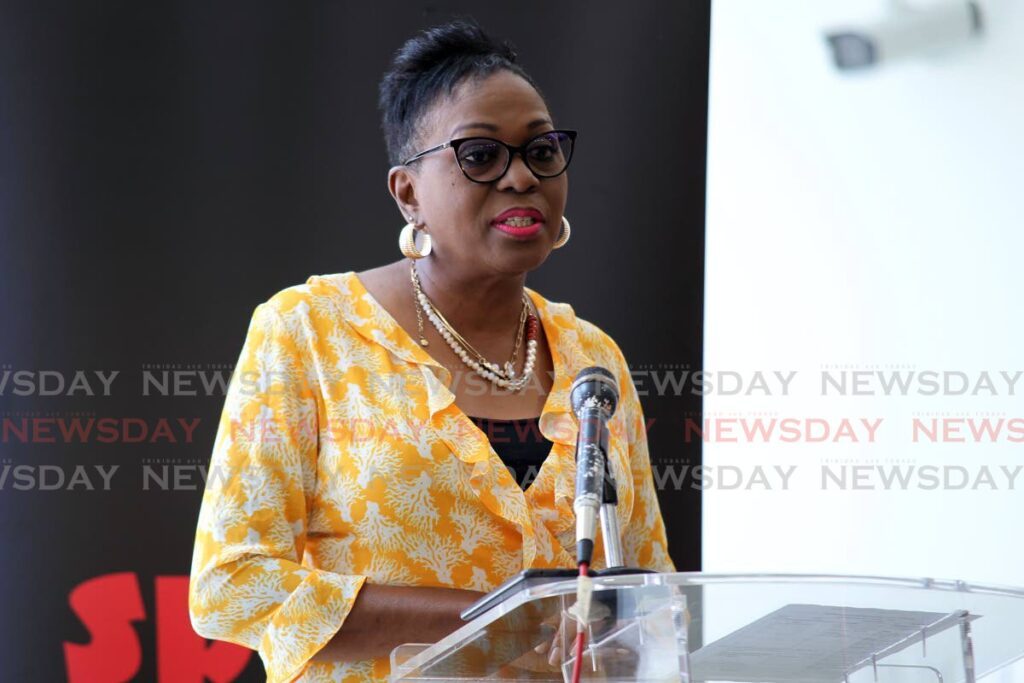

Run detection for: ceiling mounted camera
[[825, 0, 983, 71]]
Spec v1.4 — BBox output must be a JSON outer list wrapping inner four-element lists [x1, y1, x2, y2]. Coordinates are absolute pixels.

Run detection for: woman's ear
[[388, 166, 419, 222]]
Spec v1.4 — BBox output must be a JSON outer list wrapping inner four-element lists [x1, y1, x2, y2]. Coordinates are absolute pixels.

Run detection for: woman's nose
[[497, 152, 539, 192]]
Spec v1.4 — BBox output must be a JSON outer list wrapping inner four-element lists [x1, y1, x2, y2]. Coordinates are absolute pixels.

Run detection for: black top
[[467, 415, 553, 491]]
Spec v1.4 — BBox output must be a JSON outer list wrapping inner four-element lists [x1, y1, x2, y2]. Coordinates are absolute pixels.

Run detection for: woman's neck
[[413, 259, 528, 338]]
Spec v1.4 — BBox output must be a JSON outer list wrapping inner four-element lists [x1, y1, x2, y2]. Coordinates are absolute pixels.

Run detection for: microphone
[[570, 366, 618, 566]]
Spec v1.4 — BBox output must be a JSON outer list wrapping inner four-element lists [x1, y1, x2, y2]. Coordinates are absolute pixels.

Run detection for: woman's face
[[390, 70, 569, 278]]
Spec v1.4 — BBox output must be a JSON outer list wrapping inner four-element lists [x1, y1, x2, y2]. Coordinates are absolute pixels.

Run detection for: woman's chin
[[491, 246, 553, 275]]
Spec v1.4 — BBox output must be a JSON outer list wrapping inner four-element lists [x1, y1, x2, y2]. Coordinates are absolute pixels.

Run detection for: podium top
[[391, 572, 1024, 683]]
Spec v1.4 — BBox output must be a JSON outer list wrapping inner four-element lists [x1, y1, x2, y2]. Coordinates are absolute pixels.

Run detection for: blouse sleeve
[[610, 343, 678, 573], [188, 300, 367, 683]]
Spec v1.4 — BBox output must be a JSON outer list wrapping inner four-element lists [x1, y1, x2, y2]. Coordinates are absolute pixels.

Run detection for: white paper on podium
[[689, 603, 976, 683]]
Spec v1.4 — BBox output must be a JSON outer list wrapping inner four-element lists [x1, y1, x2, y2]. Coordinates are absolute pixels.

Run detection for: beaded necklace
[[410, 261, 539, 392]]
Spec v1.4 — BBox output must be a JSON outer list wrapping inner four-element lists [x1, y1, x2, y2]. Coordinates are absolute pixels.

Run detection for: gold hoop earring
[[552, 216, 571, 249], [399, 222, 432, 259]]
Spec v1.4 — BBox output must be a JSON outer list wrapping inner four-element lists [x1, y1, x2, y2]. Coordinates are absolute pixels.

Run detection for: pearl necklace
[[410, 262, 540, 392]]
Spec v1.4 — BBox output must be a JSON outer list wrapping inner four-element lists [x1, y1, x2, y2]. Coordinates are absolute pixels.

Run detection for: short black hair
[[378, 17, 546, 167]]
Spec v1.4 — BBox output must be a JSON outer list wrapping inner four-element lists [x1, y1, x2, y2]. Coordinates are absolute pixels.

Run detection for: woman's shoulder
[[246, 272, 368, 345], [259, 271, 356, 312], [526, 286, 630, 371], [253, 270, 362, 317]]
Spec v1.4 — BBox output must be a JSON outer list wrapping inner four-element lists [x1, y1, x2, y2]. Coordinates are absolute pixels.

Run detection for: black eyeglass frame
[[402, 129, 578, 184]]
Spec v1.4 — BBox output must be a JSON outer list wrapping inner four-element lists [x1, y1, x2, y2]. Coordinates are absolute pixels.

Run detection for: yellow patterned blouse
[[188, 271, 675, 682]]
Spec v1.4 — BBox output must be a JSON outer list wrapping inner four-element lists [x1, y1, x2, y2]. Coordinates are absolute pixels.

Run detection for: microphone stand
[[591, 457, 652, 578], [599, 472, 624, 569], [590, 411, 636, 574]]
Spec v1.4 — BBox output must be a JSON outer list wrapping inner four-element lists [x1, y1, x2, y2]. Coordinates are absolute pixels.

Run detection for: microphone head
[[570, 366, 619, 419]]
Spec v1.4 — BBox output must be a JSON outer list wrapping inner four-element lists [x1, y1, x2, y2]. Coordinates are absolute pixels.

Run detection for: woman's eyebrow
[[449, 118, 553, 137]]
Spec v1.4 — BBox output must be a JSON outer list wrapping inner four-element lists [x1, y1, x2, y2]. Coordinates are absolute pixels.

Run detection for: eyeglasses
[[403, 129, 577, 184]]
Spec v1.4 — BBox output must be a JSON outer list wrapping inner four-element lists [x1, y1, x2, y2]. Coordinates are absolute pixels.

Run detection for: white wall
[[703, 1, 1024, 679]]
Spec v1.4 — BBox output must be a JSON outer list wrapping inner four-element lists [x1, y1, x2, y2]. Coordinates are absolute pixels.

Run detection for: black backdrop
[[0, 1, 709, 680]]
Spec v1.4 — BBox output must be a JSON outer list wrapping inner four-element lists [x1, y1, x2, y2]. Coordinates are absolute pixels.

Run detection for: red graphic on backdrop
[[64, 572, 252, 682], [64, 573, 145, 682]]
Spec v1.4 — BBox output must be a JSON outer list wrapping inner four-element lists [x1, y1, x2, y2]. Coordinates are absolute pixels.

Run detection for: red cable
[[570, 561, 589, 683]]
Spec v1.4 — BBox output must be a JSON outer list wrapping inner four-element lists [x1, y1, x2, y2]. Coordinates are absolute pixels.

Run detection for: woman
[[188, 18, 675, 682]]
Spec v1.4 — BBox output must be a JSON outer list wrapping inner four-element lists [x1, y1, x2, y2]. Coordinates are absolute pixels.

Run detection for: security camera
[[825, 0, 983, 70]]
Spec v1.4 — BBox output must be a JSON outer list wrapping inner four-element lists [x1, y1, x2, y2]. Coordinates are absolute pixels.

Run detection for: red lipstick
[[491, 207, 545, 240]]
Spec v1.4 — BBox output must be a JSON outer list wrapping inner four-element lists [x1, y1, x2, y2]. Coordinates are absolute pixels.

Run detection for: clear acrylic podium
[[390, 573, 1024, 682]]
